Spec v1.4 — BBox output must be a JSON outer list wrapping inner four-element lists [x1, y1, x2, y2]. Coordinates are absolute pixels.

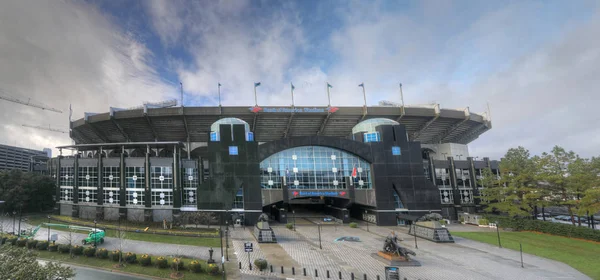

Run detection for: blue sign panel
[[229, 146, 239, 155]]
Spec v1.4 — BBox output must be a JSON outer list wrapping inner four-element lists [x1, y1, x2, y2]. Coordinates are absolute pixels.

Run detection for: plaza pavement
[[229, 222, 590, 280]]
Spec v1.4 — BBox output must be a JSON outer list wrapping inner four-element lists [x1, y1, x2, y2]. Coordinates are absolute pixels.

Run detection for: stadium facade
[[50, 105, 499, 226]]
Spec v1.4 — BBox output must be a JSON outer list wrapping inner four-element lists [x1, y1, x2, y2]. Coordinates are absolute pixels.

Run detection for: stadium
[[49, 102, 499, 226]]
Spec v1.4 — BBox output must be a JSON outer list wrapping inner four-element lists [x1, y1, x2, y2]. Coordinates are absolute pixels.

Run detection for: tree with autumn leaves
[[479, 146, 600, 225]]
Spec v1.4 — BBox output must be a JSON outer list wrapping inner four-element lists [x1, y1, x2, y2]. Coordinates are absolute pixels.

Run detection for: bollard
[[292, 267, 295, 275], [315, 269, 319, 277], [339, 271, 342, 279], [327, 270, 330, 278], [281, 266, 284, 274], [270, 265, 273, 273], [351, 272, 355, 280], [239, 262, 241, 269], [249, 263, 252, 270], [304, 268, 307, 276], [364, 273, 367, 280], [377, 276, 380, 280]]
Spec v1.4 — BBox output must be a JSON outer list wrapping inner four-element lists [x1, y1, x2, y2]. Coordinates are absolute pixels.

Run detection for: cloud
[[0, 0, 176, 155]]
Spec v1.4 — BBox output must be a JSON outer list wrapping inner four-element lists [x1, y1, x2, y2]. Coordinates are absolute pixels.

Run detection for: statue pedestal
[[372, 252, 421, 267], [254, 222, 277, 243], [409, 222, 454, 243]]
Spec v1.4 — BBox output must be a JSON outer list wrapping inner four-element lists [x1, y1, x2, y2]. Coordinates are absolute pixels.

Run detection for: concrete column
[[447, 157, 460, 220], [467, 157, 479, 206], [119, 149, 126, 207], [173, 145, 181, 208], [145, 146, 151, 208], [427, 152, 436, 183], [73, 151, 79, 204], [56, 153, 61, 203], [97, 149, 104, 206]]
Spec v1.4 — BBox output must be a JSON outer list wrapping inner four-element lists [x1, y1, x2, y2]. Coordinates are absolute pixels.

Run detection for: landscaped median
[[451, 231, 600, 279], [25, 215, 222, 248], [0, 233, 224, 280]]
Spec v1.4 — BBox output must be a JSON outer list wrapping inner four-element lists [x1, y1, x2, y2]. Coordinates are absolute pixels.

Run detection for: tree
[[480, 146, 539, 217], [0, 170, 56, 213], [60, 224, 76, 258], [0, 245, 75, 279], [579, 157, 600, 219], [536, 146, 581, 225]]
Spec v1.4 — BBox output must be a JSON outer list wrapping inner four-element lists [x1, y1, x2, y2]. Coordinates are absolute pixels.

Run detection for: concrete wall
[[78, 206, 96, 220], [127, 208, 145, 222], [60, 204, 72, 216], [103, 207, 120, 221], [152, 209, 173, 222]]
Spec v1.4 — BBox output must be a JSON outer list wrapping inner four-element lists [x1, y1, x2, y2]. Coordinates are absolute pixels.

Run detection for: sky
[[0, 0, 599, 159]]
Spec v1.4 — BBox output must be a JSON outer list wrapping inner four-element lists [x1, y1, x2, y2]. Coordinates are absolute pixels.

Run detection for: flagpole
[[291, 83, 295, 107], [399, 83, 405, 115], [254, 85, 258, 107], [326, 83, 331, 107], [361, 83, 367, 107], [218, 83, 222, 107]]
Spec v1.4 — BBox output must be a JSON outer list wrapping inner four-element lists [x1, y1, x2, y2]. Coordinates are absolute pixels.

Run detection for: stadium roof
[[70, 105, 491, 145]]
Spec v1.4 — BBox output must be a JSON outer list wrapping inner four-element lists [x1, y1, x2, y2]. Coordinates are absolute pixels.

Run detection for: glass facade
[[210, 118, 251, 142], [59, 167, 74, 202], [260, 146, 372, 190], [78, 167, 98, 203], [232, 187, 244, 209], [182, 168, 198, 206], [363, 132, 380, 143], [125, 166, 145, 206], [103, 166, 120, 205], [151, 166, 173, 206], [393, 192, 404, 209]]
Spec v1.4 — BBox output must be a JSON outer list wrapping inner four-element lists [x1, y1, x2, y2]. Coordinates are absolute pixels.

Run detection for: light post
[[225, 220, 229, 261], [413, 223, 418, 249], [365, 210, 369, 232], [47, 215, 51, 242], [17, 206, 22, 237], [495, 220, 502, 248], [292, 210, 296, 231], [12, 211, 16, 235], [318, 223, 322, 249], [93, 219, 97, 247]]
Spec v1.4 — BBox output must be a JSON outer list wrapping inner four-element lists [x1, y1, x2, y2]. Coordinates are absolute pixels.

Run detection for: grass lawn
[[25, 215, 222, 248], [451, 231, 600, 279], [37, 250, 223, 280]]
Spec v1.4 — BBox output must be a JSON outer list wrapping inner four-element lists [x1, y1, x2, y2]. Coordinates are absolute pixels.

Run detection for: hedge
[[16, 239, 27, 247], [36, 241, 49, 251], [349, 222, 358, 228], [125, 252, 137, 264], [58, 244, 71, 254], [254, 259, 268, 271], [156, 257, 168, 269], [48, 244, 58, 252], [26, 239, 38, 249], [171, 258, 184, 270], [96, 248, 109, 259], [83, 246, 96, 257], [71, 245, 84, 256], [6, 237, 17, 245], [140, 254, 152, 266], [487, 215, 600, 242], [189, 260, 202, 273], [285, 223, 294, 230], [478, 219, 489, 226], [110, 250, 122, 262]]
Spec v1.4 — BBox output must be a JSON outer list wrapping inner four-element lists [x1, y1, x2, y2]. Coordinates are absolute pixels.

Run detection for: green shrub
[[285, 223, 294, 230], [254, 258, 268, 271], [110, 250, 122, 262], [36, 241, 49, 251], [207, 263, 219, 275], [486, 215, 600, 242], [460, 217, 465, 223], [83, 246, 96, 257], [95, 248, 109, 259], [140, 254, 152, 266], [171, 258, 184, 270], [6, 237, 17, 245], [58, 244, 71, 253], [71, 245, 84, 255], [26, 239, 38, 249], [125, 252, 137, 264], [16, 239, 27, 247], [349, 222, 358, 228], [1, 236, 7, 245], [478, 219, 489, 226], [156, 257, 168, 269], [48, 244, 58, 252], [189, 260, 202, 273]]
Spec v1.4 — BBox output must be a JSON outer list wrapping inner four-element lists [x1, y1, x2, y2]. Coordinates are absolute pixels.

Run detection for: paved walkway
[[0, 217, 215, 260]]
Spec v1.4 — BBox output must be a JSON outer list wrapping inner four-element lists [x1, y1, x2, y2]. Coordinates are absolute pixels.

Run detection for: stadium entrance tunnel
[[281, 196, 351, 225]]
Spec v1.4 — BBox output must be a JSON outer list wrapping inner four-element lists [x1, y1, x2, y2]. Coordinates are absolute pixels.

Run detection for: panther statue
[[382, 232, 416, 259], [258, 213, 269, 223]]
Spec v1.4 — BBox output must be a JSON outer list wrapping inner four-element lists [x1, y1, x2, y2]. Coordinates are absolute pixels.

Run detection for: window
[[151, 166, 173, 206], [392, 146, 401, 155], [103, 166, 120, 205], [393, 191, 404, 209], [260, 146, 372, 190], [440, 189, 453, 204], [246, 132, 254, 141], [125, 166, 145, 206], [229, 146, 239, 155], [363, 132, 380, 143], [78, 167, 98, 203], [232, 187, 244, 209], [210, 132, 219, 141], [182, 168, 198, 206]]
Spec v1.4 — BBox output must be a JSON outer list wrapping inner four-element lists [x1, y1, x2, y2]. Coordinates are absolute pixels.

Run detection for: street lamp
[[318, 223, 322, 249], [413, 223, 418, 249], [495, 221, 502, 248], [12, 211, 16, 235], [93, 220, 97, 247], [292, 210, 296, 231], [365, 210, 369, 232], [47, 215, 51, 242]]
